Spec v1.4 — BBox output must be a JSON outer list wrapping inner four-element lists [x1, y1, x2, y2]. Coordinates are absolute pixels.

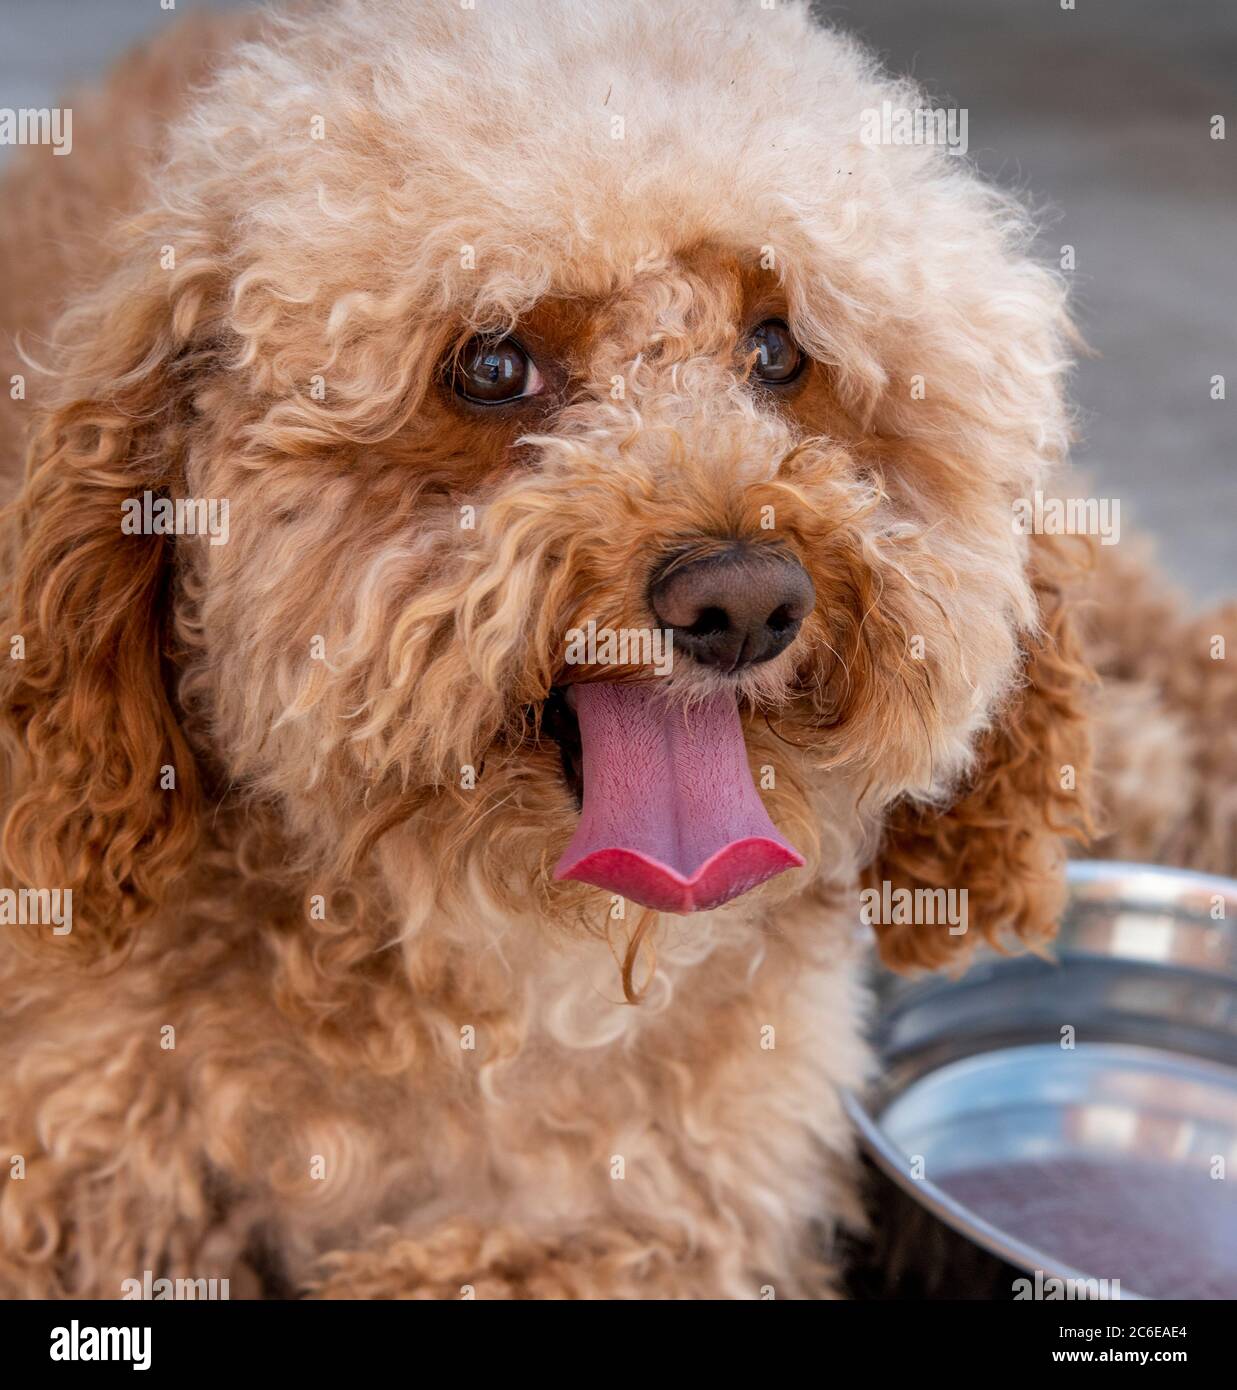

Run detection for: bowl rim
[[840, 1083, 1148, 1299], [1065, 858, 1237, 914]]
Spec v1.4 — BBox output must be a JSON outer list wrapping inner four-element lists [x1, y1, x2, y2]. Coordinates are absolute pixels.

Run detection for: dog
[[0, 0, 1231, 1299]]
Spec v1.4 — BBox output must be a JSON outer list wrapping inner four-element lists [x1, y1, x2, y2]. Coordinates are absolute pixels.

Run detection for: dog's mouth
[[541, 685, 586, 807], [541, 683, 803, 914]]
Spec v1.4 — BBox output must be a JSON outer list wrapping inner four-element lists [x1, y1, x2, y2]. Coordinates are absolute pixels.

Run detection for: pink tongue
[[553, 684, 803, 914]]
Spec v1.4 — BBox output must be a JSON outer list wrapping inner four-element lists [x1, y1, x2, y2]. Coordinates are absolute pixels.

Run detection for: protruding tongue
[[553, 684, 803, 913]]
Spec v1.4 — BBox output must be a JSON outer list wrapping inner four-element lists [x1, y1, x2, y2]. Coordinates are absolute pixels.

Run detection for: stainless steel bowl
[[845, 860, 1237, 1300]]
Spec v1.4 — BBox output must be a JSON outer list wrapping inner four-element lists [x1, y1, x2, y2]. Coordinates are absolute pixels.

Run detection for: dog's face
[[2, 0, 1091, 972]]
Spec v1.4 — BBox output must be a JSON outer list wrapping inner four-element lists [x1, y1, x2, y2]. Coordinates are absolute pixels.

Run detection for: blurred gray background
[[2, 0, 1232, 602]]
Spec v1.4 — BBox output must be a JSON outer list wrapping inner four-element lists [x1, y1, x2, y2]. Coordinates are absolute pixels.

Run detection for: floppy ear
[[863, 531, 1096, 971], [0, 259, 212, 962]]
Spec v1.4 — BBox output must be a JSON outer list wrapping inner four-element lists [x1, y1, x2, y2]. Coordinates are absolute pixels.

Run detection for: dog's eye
[[453, 335, 544, 405], [745, 319, 805, 385]]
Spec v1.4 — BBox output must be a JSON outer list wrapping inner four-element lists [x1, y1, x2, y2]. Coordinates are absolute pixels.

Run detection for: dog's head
[[1, 0, 1091, 977]]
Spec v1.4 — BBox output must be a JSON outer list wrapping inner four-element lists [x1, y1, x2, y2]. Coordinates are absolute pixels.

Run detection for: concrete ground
[[2, 0, 1232, 602]]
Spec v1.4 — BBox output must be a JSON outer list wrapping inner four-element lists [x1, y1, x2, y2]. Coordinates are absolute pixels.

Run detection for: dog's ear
[[0, 256, 213, 962], [863, 531, 1095, 971]]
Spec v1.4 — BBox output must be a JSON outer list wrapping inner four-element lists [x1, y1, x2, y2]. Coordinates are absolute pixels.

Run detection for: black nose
[[649, 546, 815, 672]]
